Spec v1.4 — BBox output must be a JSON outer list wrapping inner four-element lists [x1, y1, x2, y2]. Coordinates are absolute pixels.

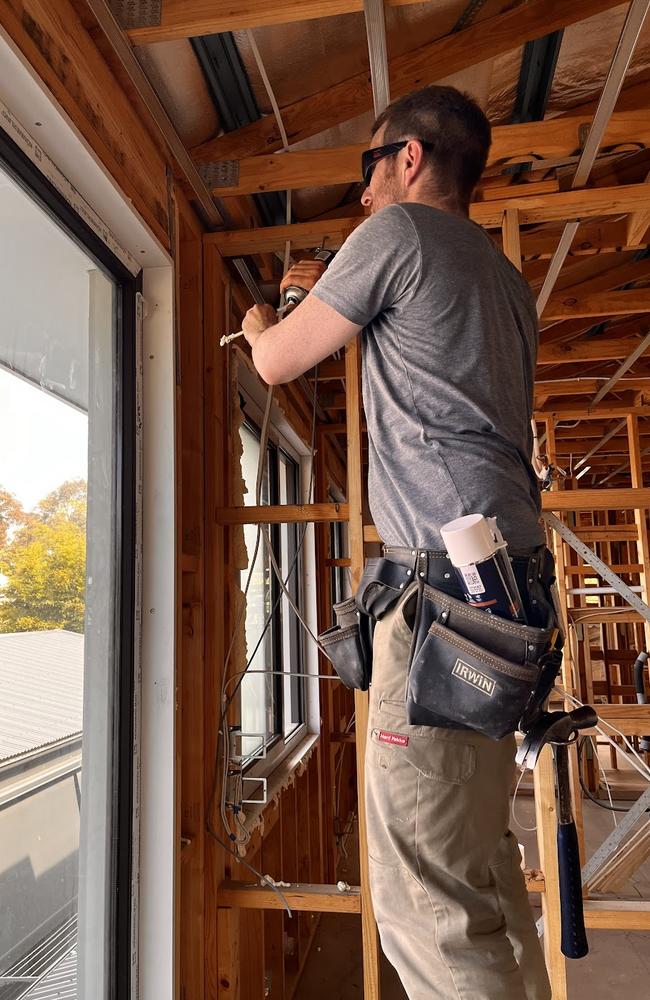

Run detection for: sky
[[0, 367, 87, 511]]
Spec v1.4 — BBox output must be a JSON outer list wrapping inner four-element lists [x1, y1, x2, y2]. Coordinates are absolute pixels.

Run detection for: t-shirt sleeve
[[310, 204, 422, 327]]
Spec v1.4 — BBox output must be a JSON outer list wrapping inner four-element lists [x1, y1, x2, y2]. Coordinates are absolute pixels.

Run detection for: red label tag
[[378, 730, 409, 747]]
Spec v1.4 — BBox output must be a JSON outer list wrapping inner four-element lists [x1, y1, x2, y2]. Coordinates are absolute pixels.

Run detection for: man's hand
[[280, 259, 327, 295], [242, 303, 277, 348]]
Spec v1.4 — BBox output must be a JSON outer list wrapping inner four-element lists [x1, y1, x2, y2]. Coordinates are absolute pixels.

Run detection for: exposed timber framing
[[206, 183, 650, 256], [203, 111, 650, 195], [536, 0, 650, 315], [345, 335, 381, 998], [127, 0, 426, 43], [189, 0, 623, 161]]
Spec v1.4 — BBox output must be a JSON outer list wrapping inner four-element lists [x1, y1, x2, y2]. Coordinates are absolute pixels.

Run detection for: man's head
[[360, 85, 491, 215]]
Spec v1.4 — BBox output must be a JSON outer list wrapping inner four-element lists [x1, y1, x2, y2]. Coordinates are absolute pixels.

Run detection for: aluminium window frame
[[0, 122, 139, 1000]]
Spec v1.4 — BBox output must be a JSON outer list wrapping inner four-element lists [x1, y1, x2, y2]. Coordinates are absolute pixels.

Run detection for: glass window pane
[[239, 425, 274, 758], [279, 453, 303, 737], [0, 163, 119, 998]]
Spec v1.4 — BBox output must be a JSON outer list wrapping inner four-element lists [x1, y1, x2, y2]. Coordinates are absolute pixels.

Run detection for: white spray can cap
[[440, 513, 506, 568]]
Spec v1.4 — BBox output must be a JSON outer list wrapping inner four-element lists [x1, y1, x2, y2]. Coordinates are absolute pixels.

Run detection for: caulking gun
[[220, 248, 335, 347]]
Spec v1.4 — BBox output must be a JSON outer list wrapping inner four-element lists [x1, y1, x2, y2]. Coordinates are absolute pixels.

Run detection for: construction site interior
[[3, 2, 650, 999]]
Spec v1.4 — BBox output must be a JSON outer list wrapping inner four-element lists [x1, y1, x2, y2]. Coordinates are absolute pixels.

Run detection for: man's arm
[[242, 283, 362, 386]]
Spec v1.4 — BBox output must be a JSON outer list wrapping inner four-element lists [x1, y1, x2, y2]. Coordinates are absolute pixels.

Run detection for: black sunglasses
[[361, 139, 432, 185]]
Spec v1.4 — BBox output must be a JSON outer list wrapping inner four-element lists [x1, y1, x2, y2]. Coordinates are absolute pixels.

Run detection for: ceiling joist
[[538, 337, 650, 365], [205, 111, 650, 196], [127, 0, 424, 44], [207, 183, 650, 255], [542, 290, 650, 322]]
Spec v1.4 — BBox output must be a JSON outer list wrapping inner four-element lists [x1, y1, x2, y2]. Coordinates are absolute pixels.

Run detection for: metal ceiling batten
[[192, 33, 287, 227], [536, 0, 650, 316], [511, 32, 564, 125], [363, 0, 391, 118], [590, 328, 650, 407], [192, 34, 259, 131], [574, 418, 628, 468]]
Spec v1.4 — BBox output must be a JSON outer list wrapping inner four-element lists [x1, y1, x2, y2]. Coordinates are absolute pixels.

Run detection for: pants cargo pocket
[[366, 704, 476, 869]]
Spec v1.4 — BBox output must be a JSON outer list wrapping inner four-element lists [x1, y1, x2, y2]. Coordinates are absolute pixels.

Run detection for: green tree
[[35, 479, 87, 529], [0, 480, 87, 633], [0, 488, 26, 548]]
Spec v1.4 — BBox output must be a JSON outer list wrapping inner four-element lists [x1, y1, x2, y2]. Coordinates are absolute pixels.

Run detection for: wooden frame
[[4, 1, 650, 997]]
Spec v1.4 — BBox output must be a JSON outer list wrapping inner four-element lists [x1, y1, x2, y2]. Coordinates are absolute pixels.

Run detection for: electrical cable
[[559, 680, 650, 784], [598, 747, 619, 826], [577, 736, 631, 814], [217, 388, 275, 837], [214, 352, 322, 850], [511, 765, 537, 832], [210, 37, 339, 870], [205, 824, 293, 917], [563, 633, 650, 782], [220, 363, 320, 718], [246, 29, 292, 270]]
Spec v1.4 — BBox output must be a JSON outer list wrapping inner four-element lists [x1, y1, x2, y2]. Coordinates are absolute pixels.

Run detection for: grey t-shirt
[[312, 202, 544, 552]]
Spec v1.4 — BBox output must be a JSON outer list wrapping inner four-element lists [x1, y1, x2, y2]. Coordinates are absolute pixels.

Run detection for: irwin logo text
[[451, 659, 496, 697]]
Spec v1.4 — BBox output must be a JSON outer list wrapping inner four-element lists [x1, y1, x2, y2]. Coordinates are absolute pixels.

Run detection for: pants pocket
[[366, 704, 476, 868]]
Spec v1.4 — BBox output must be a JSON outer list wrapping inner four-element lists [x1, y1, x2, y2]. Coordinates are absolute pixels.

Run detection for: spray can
[[281, 248, 335, 309], [440, 513, 527, 623]]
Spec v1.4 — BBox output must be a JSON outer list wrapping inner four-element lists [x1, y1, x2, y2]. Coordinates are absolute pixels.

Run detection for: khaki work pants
[[365, 584, 552, 1000]]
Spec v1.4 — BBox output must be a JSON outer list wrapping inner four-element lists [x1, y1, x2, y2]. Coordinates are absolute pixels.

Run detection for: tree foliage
[[0, 480, 87, 633], [0, 488, 27, 549]]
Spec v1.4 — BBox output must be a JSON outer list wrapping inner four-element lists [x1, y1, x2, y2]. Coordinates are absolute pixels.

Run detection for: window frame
[[0, 122, 139, 1000], [236, 380, 314, 780]]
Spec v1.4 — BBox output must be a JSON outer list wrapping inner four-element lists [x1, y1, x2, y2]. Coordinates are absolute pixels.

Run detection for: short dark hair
[[372, 85, 491, 208]]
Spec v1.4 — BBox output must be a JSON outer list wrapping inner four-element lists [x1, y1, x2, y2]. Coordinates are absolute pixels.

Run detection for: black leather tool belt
[[403, 582, 562, 739], [318, 544, 563, 738]]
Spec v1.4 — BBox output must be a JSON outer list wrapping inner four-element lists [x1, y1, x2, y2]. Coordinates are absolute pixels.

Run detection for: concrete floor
[[297, 795, 650, 999]]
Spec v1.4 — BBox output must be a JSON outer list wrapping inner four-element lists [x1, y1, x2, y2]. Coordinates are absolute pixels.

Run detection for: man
[[243, 85, 552, 999]]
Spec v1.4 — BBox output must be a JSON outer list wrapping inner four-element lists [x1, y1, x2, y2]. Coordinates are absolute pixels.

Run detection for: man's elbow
[[252, 343, 287, 386]]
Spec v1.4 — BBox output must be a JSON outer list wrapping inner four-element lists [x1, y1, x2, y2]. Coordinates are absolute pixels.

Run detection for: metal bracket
[[229, 730, 268, 763], [197, 161, 240, 190], [242, 776, 268, 806], [109, 0, 162, 30]]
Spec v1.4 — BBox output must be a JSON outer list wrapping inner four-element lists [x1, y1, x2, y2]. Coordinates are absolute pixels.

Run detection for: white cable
[[560, 686, 650, 784], [246, 30, 289, 150], [511, 766, 537, 832], [589, 735, 618, 828], [261, 523, 327, 653], [219, 389, 275, 836], [218, 357, 320, 844], [246, 30, 293, 269]]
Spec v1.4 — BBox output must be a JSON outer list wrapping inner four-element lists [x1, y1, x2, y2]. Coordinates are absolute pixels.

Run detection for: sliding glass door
[[0, 130, 137, 1000]]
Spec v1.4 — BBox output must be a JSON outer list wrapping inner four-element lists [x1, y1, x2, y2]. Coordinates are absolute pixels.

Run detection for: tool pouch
[[405, 583, 561, 739], [318, 557, 411, 690], [318, 597, 374, 691]]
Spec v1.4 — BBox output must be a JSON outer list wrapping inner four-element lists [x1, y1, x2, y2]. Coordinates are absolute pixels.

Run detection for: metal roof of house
[[0, 631, 84, 764], [19, 946, 77, 1000]]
